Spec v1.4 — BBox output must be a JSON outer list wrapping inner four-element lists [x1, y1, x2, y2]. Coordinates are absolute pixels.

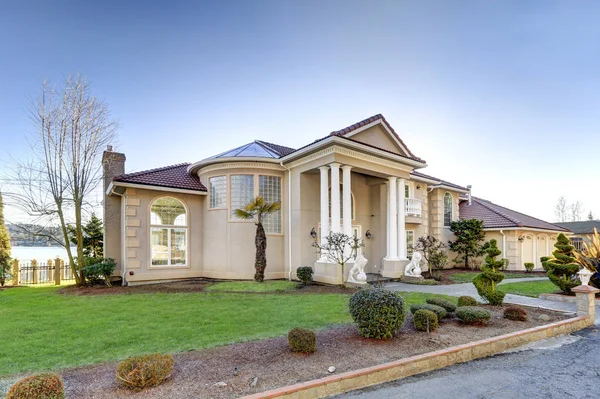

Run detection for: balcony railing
[[405, 198, 422, 217]]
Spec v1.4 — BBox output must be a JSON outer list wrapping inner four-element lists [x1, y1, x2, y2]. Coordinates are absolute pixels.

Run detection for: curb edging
[[242, 315, 591, 399]]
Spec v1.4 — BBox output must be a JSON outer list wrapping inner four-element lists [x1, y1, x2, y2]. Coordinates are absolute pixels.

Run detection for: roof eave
[[280, 136, 427, 168], [430, 183, 469, 193], [109, 181, 207, 196], [187, 157, 282, 175]]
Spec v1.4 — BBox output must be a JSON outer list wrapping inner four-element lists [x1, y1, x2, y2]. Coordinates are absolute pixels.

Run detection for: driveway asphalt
[[335, 326, 600, 399]]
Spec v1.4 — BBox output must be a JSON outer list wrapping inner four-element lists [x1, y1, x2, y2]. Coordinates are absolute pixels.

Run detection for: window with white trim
[[406, 230, 415, 257], [259, 175, 282, 234], [209, 175, 226, 209], [329, 185, 355, 220], [443, 193, 452, 227], [150, 197, 187, 266], [230, 174, 255, 219]]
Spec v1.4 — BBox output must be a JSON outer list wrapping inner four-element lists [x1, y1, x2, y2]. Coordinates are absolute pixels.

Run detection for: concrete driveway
[[335, 327, 600, 399]]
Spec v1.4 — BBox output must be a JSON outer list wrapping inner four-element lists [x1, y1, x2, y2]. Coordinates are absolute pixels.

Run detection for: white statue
[[404, 252, 423, 277], [347, 253, 368, 284]]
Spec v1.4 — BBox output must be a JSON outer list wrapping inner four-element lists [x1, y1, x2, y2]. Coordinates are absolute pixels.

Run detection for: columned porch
[[312, 162, 417, 284]]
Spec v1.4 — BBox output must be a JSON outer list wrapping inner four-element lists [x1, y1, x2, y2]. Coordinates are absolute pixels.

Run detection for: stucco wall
[[122, 188, 204, 284]]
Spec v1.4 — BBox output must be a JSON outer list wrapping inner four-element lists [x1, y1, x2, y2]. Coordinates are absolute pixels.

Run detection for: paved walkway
[[386, 278, 600, 325]]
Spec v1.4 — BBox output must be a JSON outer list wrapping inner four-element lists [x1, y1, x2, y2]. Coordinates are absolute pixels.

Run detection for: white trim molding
[[107, 181, 207, 196]]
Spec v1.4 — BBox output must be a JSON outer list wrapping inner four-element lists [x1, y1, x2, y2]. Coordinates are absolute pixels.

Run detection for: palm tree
[[234, 196, 281, 282]]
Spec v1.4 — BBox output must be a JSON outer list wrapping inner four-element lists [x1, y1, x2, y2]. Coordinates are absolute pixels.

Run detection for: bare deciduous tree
[[312, 232, 364, 287], [570, 201, 583, 222], [6, 75, 118, 285], [555, 196, 568, 222]]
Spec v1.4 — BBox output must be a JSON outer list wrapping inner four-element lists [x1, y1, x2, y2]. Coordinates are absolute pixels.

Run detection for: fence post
[[31, 259, 38, 285], [55, 257, 62, 281], [12, 259, 19, 286]]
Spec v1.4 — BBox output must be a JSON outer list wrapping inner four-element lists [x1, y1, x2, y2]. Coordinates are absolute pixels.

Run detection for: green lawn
[[0, 285, 455, 376], [449, 272, 540, 284], [498, 280, 558, 298], [205, 280, 299, 292]]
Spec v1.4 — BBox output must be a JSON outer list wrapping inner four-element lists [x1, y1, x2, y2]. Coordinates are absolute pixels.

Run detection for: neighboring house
[[103, 114, 566, 285], [554, 221, 600, 250], [459, 197, 569, 271]]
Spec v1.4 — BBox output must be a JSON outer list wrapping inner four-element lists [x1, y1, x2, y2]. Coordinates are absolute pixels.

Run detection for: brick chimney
[[102, 145, 126, 194]]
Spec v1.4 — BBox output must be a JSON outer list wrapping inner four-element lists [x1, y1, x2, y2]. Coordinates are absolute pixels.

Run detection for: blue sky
[[1, 0, 599, 223]]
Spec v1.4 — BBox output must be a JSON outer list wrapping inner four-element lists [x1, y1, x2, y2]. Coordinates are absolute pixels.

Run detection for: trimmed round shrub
[[6, 373, 64, 399], [524, 262, 534, 272], [456, 306, 492, 326], [504, 305, 528, 321], [413, 309, 439, 332], [349, 289, 406, 339], [288, 327, 317, 353], [116, 353, 175, 390], [458, 296, 478, 307], [296, 266, 314, 285], [410, 303, 447, 319], [425, 297, 457, 313]]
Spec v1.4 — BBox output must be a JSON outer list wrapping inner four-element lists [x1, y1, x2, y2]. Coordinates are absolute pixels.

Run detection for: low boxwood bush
[[425, 297, 457, 312], [349, 288, 406, 339], [413, 309, 439, 332], [83, 258, 116, 287], [524, 262, 534, 272], [296, 266, 314, 285], [456, 306, 492, 326], [288, 327, 317, 353], [458, 296, 478, 307], [6, 373, 64, 399], [410, 303, 447, 320], [116, 353, 175, 390], [504, 305, 528, 321]]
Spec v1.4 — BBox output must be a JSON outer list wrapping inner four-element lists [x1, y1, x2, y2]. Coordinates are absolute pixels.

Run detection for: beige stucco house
[[103, 114, 568, 285]]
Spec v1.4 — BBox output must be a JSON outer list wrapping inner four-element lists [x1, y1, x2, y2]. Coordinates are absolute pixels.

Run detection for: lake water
[[11, 246, 74, 262]]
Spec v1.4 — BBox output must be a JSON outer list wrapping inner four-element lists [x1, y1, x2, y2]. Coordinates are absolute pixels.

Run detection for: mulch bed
[[43, 306, 571, 399], [57, 280, 358, 296]]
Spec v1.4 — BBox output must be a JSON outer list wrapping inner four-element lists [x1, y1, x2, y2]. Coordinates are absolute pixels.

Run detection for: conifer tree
[[543, 233, 580, 294], [0, 192, 12, 286], [472, 239, 505, 305]]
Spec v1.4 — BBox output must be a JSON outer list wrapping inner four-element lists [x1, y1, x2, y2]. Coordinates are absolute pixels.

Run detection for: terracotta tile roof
[[410, 171, 468, 191], [329, 114, 424, 163], [113, 163, 207, 192], [459, 197, 569, 232], [554, 221, 600, 235]]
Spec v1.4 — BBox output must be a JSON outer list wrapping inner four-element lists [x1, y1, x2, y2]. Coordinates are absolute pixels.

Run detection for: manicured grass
[[205, 280, 299, 292], [498, 280, 558, 298], [0, 286, 455, 376], [449, 272, 541, 284]]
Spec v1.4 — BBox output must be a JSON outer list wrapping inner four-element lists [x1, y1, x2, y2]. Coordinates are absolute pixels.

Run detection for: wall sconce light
[[518, 235, 525, 242], [416, 184, 421, 190], [310, 228, 317, 239], [365, 230, 372, 239]]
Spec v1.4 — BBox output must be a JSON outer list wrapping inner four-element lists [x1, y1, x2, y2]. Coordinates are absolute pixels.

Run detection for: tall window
[[150, 197, 187, 266], [329, 185, 354, 220], [230, 174, 255, 219], [443, 192, 452, 227], [209, 175, 226, 208], [405, 184, 410, 198], [406, 230, 415, 257], [259, 175, 282, 234]]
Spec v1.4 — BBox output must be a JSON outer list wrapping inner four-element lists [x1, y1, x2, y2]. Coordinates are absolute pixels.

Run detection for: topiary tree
[[234, 196, 281, 282], [472, 239, 506, 305], [349, 289, 405, 339], [448, 219, 486, 269], [543, 233, 581, 294], [0, 191, 11, 286]]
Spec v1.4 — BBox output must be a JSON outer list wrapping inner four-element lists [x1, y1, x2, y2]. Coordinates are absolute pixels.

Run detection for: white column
[[533, 236, 538, 269], [318, 166, 330, 258], [342, 165, 352, 237], [330, 163, 341, 234], [386, 177, 398, 259], [397, 178, 407, 260]]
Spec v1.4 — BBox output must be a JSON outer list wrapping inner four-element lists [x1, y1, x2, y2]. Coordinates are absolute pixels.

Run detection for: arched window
[[329, 185, 354, 220], [150, 197, 187, 266], [443, 192, 452, 227]]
